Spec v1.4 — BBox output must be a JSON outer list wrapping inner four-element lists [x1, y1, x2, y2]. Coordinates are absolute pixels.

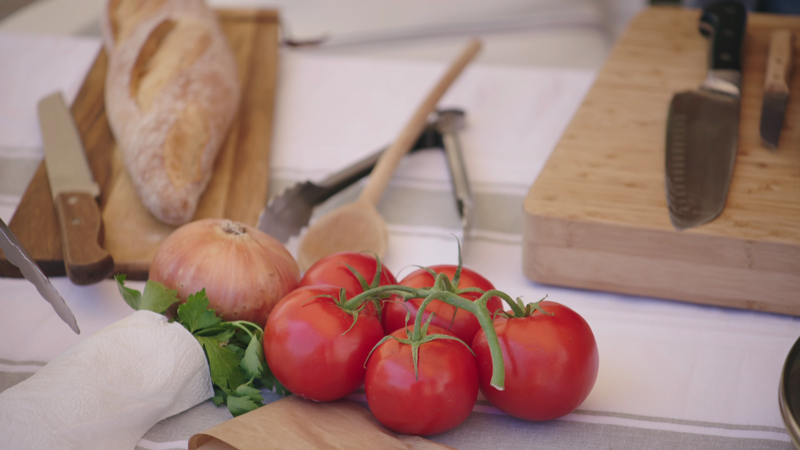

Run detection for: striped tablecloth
[[0, 33, 798, 450]]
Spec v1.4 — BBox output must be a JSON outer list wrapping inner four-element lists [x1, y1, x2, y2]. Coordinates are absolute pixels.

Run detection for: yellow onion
[[149, 218, 300, 326]]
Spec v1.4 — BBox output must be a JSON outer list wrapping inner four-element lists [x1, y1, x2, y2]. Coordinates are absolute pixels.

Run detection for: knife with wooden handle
[[38, 92, 114, 285], [760, 29, 794, 149]]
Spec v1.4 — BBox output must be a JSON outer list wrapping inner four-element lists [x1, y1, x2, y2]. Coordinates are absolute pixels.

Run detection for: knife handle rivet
[[720, 53, 732, 62], [71, 218, 82, 226], [67, 196, 79, 205]]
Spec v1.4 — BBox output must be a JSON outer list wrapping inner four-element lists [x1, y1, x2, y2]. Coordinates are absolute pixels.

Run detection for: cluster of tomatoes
[[263, 252, 599, 436]]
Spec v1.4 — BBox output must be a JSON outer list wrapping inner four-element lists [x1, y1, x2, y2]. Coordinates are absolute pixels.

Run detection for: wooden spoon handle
[[358, 38, 482, 206]]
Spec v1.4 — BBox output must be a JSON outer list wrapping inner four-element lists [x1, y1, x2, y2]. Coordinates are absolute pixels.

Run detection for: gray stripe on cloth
[[269, 177, 526, 235], [0, 358, 47, 367], [571, 409, 787, 434], [470, 399, 786, 434], [428, 413, 793, 450], [0, 156, 40, 197]]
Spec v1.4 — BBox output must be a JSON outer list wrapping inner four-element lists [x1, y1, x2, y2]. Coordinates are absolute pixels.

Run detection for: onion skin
[[149, 218, 301, 326]]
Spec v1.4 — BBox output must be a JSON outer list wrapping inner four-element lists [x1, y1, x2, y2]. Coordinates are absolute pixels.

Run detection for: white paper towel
[[0, 310, 213, 450]]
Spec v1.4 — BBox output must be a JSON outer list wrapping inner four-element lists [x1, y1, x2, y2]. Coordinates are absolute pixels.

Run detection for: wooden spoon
[[296, 39, 482, 271]]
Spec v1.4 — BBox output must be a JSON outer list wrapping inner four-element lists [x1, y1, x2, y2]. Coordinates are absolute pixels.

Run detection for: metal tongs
[[258, 108, 474, 243]]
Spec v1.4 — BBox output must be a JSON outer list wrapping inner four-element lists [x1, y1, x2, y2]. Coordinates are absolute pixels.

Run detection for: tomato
[[264, 285, 384, 402], [364, 325, 478, 436], [299, 251, 397, 296], [471, 301, 599, 421], [383, 265, 503, 344]]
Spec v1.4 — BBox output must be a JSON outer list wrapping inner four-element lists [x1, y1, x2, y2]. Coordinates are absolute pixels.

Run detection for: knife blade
[[665, 1, 746, 230], [38, 92, 114, 285], [258, 123, 443, 242], [0, 218, 80, 334], [760, 29, 794, 149]]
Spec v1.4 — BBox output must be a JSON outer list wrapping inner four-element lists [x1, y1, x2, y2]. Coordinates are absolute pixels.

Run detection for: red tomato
[[471, 301, 599, 421], [383, 265, 503, 344], [365, 325, 479, 436], [264, 285, 384, 402], [299, 251, 397, 296]]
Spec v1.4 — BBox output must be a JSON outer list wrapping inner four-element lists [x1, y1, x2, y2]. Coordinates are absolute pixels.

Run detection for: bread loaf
[[102, 0, 240, 225]]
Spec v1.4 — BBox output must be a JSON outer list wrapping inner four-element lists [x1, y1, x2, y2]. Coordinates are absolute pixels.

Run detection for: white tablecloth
[[0, 33, 798, 450]]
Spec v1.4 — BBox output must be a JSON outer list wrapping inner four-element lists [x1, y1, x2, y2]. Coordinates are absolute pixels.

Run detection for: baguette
[[102, 0, 240, 225]]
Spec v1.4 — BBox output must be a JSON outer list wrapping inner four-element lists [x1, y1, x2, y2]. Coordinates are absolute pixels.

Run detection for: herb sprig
[[115, 275, 289, 416]]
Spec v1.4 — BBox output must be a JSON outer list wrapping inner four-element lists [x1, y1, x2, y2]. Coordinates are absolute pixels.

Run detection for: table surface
[[1, 2, 799, 450]]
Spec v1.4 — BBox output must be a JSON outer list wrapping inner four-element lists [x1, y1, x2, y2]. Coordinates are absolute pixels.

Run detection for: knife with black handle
[[665, 1, 747, 230]]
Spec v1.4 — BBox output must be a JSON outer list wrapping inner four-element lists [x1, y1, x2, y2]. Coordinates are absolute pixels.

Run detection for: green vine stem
[[345, 273, 526, 391]]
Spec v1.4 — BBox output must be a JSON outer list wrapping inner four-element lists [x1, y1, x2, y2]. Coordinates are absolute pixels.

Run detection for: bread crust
[[103, 0, 240, 225]]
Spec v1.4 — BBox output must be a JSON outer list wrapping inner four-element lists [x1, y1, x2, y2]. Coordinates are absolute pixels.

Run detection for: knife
[[0, 218, 80, 334], [665, 1, 746, 230], [258, 123, 443, 242], [760, 29, 794, 149], [38, 92, 115, 285]]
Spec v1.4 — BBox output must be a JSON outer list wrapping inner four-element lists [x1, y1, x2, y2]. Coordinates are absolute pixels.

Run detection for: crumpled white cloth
[[0, 310, 213, 450]]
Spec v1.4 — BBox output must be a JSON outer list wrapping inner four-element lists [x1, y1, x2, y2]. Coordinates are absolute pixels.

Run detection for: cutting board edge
[[522, 213, 800, 316]]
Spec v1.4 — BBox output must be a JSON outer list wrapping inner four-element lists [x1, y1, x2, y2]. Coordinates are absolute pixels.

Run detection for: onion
[[149, 218, 301, 326]]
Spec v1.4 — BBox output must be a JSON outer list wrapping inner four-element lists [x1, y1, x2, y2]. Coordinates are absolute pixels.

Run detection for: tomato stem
[[411, 287, 505, 390], [347, 274, 514, 390]]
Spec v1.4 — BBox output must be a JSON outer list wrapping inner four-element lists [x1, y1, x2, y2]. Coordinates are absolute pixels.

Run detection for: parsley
[[114, 275, 289, 416]]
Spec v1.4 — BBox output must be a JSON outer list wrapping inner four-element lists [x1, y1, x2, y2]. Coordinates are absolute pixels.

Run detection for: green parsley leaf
[[226, 394, 261, 417], [234, 384, 264, 404], [177, 289, 221, 332], [139, 280, 179, 314], [200, 328, 236, 343], [211, 387, 227, 406], [240, 336, 264, 379], [196, 335, 248, 393], [114, 275, 179, 314], [115, 274, 142, 310]]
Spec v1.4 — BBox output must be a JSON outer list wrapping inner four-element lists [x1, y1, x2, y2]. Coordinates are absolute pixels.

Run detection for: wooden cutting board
[[0, 9, 280, 281], [523, 7, 800, 316]]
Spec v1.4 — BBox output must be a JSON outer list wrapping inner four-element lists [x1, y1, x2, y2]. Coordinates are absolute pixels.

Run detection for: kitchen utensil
[[523, 7, 800, 316], [295, 38, 482, 271], [0, 10, 280, 281], [665, 0, 746, 230], [0, 217, 79, 333], [760, 29, 794, 149], [38, 91, 114, 285], [435, 108, 474, 239], [780, 335, 800, 450], [258, 123, 442, 243]]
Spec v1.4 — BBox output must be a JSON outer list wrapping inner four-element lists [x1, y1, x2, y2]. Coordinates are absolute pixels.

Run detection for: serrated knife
[[665, 1, 747, 230], [0, 218, 80, 334], [38, 92, 114, 285], [760, 29, 794, 149]]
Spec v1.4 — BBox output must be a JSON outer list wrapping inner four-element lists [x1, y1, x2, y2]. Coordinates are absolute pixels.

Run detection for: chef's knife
[[258, 123, 443, 242], [665, 1, 746, 230], [760, 29, 794, 149], [38, 92, 114, 285], [0, 218, 80, 334]]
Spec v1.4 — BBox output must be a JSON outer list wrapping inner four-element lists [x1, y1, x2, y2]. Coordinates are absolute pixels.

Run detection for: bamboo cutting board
[[523, 7, 800, 316], [0, 9, 280, 281]]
